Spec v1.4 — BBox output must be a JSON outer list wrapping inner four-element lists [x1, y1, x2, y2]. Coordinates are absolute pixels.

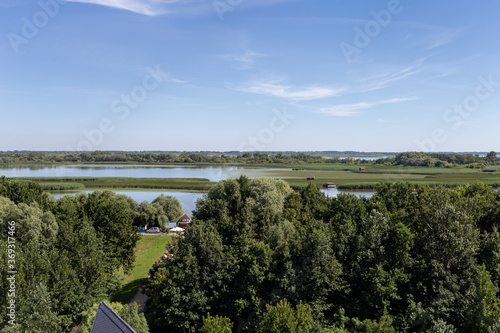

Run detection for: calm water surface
[[320, 188, 374, 198], [2, 165, 375, 213], [51, 189, 374, 215], [52, 190, 205, 215], [0, 164, 289, 182]]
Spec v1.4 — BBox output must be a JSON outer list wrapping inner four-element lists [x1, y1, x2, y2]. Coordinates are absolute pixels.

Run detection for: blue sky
[[1, 0, 499, 152]]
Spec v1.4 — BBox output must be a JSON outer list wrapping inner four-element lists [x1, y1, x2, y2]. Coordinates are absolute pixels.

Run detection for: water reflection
[[320, 188, 374, 198], [0, 164, 290, 182], [51, 188, 374, 215], [52, 190, 206, 215]]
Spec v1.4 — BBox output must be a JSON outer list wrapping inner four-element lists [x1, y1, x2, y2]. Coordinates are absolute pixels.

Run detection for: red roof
[[179, 214, 192, 221]]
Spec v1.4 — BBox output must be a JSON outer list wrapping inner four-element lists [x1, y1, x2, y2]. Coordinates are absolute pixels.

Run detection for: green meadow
[[113, 234, 174, 304], [11, 164, 500, 191], [13, 177, 213, 192], [233, 164, 500, 189]]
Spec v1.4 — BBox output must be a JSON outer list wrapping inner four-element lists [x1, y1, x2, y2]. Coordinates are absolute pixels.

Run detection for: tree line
[[2, 176, 500, 332], [145, 176, 500, 332], [0, 177, 184, 332], [391, 151, 500, 168], [0, 150, 498, 167]]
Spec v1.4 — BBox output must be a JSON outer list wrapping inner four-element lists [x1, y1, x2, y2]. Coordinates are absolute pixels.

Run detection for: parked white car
[[146, 227, 160, 233]]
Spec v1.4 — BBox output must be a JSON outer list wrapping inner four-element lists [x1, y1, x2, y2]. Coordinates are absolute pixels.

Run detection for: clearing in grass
[[113, 234, 173, 304]]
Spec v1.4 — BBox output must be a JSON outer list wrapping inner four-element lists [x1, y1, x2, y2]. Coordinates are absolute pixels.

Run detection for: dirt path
[[129, 284, 149, 313]]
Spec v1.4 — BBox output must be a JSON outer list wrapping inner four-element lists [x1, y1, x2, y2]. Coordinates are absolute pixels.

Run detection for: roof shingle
[[90, 301, 137, 333]]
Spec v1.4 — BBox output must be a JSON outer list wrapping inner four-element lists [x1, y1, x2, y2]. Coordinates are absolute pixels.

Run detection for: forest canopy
[[0, 150, 498, 167], [2, 176, 500, 332], [0, 178, 151, 332], [145, 177, 500, 332]]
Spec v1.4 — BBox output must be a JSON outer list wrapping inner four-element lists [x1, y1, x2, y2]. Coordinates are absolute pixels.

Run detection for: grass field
[[13, 177, 214, 192], [11, 164, 500, 191], [262, 165, 500, 189], [113, 234, 173, 304]]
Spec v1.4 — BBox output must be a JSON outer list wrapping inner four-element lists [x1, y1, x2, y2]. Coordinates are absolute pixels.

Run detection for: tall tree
[[151, 194, 184, 222]]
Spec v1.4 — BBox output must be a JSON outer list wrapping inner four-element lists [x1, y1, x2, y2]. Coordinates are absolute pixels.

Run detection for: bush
[[79, 301, 149, 333], [256, 300, 318, 333], [201, 313, 233, 333]]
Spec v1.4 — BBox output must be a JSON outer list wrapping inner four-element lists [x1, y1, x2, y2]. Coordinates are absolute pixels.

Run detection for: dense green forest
[[2, 176, 500, 332], [145, 177, 500, 332], [0, 151, 499, 167], [0, 177, 183, 333]]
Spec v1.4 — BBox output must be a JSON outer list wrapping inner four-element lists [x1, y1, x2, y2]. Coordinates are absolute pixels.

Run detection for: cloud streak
[[219, 51, 266, 70], [64, 0, 295, 16], [233, 77, 346, 101], [64, 0, 166, 16], [318, 97, 418, 117], [359, 66, 421, 92]]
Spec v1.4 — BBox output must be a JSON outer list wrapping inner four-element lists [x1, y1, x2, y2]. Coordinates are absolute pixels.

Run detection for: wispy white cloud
[[232, 77, 347, 101], [318, 97, 418, 117], [375, 67, 420, 88], [426, 27, 467, 50], [158, 72, 187, 83], [318, 109, 361, 117], [359, 66, 421, 92], [397, 21, 468, 50], [377, 117, 405, 123], [219, 51, 266, 70], [62, 0, 157, 16], [64, 0, 295, 16], [64, 0, 170, 16]]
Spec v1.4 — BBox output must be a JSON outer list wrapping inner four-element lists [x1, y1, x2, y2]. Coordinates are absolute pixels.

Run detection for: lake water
[[52, 190, 205, 215], [0, 164, 288, 182], [320, 188, 374, 198], [337, 156, 389, 161], [51, 189, 374, 215], [1, 164, 375, 213]]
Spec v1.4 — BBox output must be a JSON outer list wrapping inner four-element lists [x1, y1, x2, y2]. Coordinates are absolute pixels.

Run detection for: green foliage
[[112, 235, 173, 304], [201, 313, 233, 333], [469, 265, 500, 332], [256, 300, 317, 333], [2, 151, 498, 168], [0, 197, 58, 244], [79, 301, 149, 333], [486, 151, 499, 163], [393, 152, 498, 167], [145, 222, 232, 331], [425, 319, 458, 333], [246, 177, 293, 217], [83, 191, 139, 272], [356, 315, 396, 333], [0, 179, 140, 332], [151, 194, 184, 222], [407, 188, 480, 329], [38, 182, 85, 191], [145, 179, 500, 332], [15, 283, 63, 333], [134, 201, 169, 228], [0, 176, 53, 209], [479, 228, 500, 287], [6, 176, 500, 332]]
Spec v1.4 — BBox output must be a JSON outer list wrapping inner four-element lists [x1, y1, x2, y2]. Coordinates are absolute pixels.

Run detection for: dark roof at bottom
[[90, 301, 137, 333]]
